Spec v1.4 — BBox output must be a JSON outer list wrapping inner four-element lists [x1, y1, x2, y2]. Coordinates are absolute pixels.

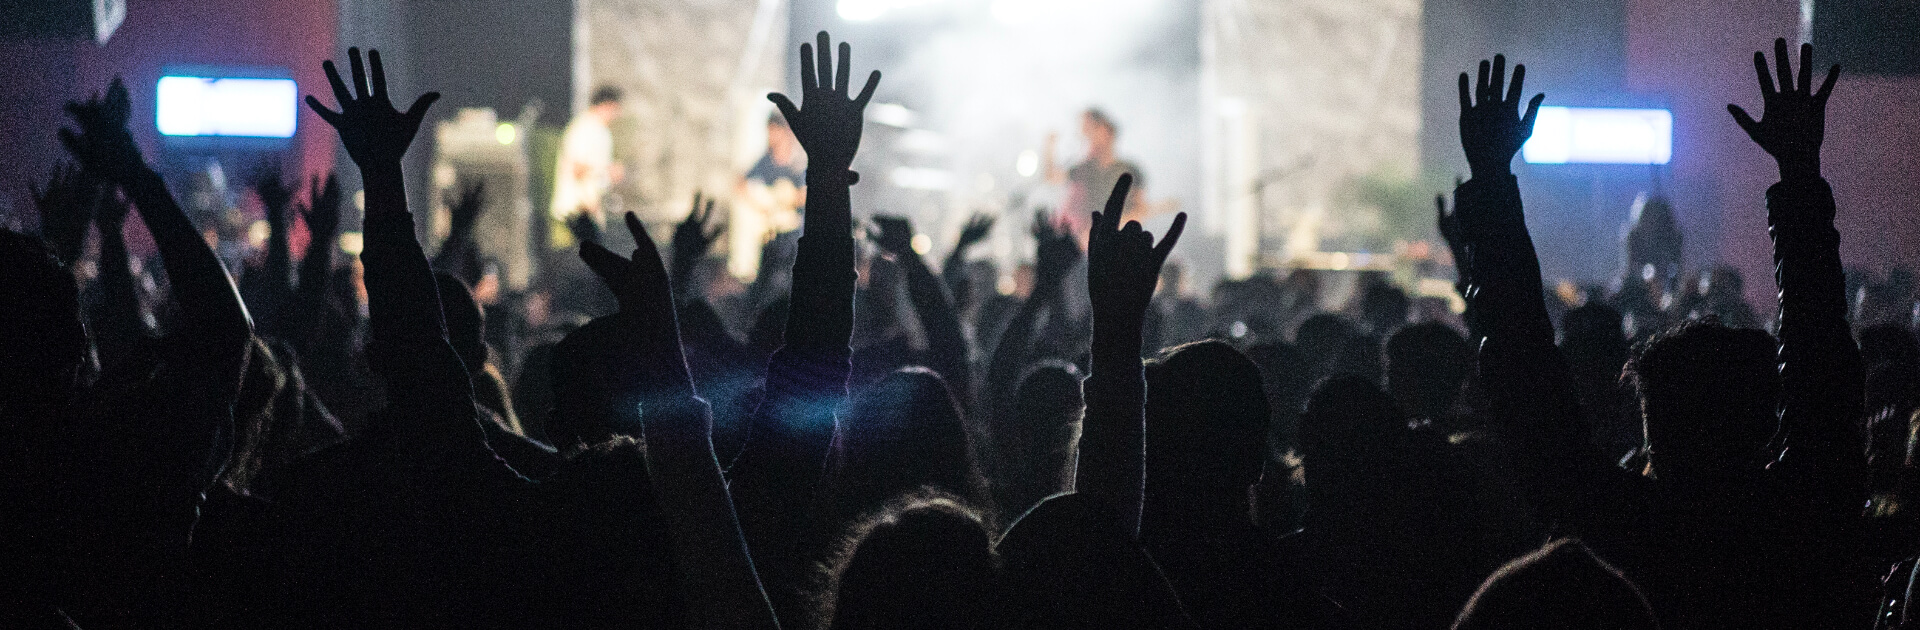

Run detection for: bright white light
[[494, 122, 517, 145], [1523, 106, 1671, 165], [837, 0, 888, 21], [990, 0, 1101, 24], [889, 166, 955, 190], [910, 234, 934, 255], [1015, 150, 1039, 177], [157, 76, 298, 138], [868, 103, 916, 128]]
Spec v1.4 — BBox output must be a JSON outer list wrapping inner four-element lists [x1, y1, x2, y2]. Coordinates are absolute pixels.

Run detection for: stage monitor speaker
[[0, 0, 125, 44], [1814, 0, 1920, 75]]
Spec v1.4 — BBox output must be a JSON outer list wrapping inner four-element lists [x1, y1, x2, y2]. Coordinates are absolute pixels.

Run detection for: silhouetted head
[[0, 228, 87, 408], [1295, 313, 1358, 375], [435, 272, 488, 374], [1562, 303, 1628, 364], [1626, 318, 1779, 477], [1006, 361, 1084, 512], [824, 492, 999, 630], [1386, 323, 1472, 419], [548, 315, 649, 448], [833, 368, 990, 522], [1082, 108, 1117, 158], [1861, 324, 1920, 410], [1144, 341, 1269, 528], [1360, 276, 1412, 334], [588, 85, 623, 122], [1452, 538, 1660, 630], [1297, 375, 1405, 495]]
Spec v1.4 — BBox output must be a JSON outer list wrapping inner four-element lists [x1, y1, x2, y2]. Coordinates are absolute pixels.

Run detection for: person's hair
[[435, 272, 488, 373], [1385, 322, 1472, 419], [819, 491, 998, 630], [1297, 375, 1405, 477], [1625, 317, 1779, 474], [0, 227, 87, 403], [1452, 538, 1661, 629], [1145, 340, 1270, 505], [1082, 108, 1117, 135], [1000, 361, 1083, 519], [589, 85, 623, 107], [830, 368, 992, 526]]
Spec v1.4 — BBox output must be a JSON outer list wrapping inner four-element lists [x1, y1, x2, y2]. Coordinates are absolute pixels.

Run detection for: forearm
[[645, 397, 782, 630], [985, 295, 1046, 422], [1768, 176, 1865, 509], [95, 226, 148, 340], [122, 168, 251, 341], [782, 171, 856, 356], [901, 252, 972, 397], [358, 164, 447, 348], [297, 234, 335, 304], [1077, 313, 1146, 537]]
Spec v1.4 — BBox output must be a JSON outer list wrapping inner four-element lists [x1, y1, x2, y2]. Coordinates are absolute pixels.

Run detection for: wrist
[[806, 167, 858, 187], [1777, 157, 1820, 183]]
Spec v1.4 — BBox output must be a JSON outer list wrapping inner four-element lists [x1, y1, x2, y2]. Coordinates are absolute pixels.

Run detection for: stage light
[[889, 166, 955, 190], [156, 75, 298, 138], [1016, 150, 1039, 177], [1522, 106, 1671, 165], [338, 231, 365, 256], [911, 234, 933, 254], [494, 122, 517, 145], [869, 103, 917, 128], [837, 0, 888, 21]]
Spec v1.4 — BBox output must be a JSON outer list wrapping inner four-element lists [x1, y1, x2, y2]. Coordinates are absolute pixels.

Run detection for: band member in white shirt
[[549, 86, 625, 249]]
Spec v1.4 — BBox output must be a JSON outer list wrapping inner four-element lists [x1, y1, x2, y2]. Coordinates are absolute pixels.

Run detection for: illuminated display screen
[[1522, 106, 1672, 165], [156, 76, 298, 138]]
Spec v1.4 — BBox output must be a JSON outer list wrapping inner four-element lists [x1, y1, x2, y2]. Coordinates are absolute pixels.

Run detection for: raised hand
[[300, 173, 343, 242], [579, 212, 694, 397], [253, 161, 295, 220], [1086, 174, 1186, 324], [30, 162, 95, 266], [1458, 54, 1545, 179], [671, 192, 723, 286], [1032, 210, 1082, 300], [59, 78, 146, 183], [305, 47, 440, 168], [766, 31, 880, 177], [444, 180, 487, 240], [955, 212, 996, 252], [1729, 38, 1839, 181], [868, 215, 917, 258]]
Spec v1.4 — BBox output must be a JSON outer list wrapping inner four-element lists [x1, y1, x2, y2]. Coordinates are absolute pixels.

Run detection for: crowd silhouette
[[2, 29, 1916, 630]]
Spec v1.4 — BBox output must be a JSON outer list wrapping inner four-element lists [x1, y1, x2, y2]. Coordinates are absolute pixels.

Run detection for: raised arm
[[90, 190, 151, 376], [1080, 174, 1185, 537], [305, 48, 486, 448], [726, 31, 878, 623], [295, 173, 342, 306], [248, 163, 298, 334], [1728, 39, 1864, 511], [941, 212, 995, 308], [985, 213, 1079, 422], [62, 78, 253, 365], [872, 215, 973, 402], [671, 192, 723, 295], [578, 214, 780, 630], [1450, 56, 1609, 516], [431, 180, 486, 284]]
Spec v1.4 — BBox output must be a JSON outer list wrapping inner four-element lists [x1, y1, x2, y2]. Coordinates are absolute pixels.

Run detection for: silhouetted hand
[[305, 48, 440, 168], [444, 180, 486, 240], [1458, 55, 1544, 179], [253, 162, 294, 220], [579, 211, 694, 397], [869, 215, 916, 259], [1729, 38, 1839, 182], [30, 163, 94, 265], [1032, 210, 1080, 300], [300, 173, 343, 241], [567, 212, 602, 246], [58, 78, 146, 183], [1087, 174, 1185, 324], [767, 31, 880, 177], [671, 192, 722, 281], [955, 212, 996, 252]]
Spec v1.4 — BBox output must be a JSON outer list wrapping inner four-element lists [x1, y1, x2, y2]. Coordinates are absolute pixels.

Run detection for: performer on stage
[[1044, 108, 1148, 247], [549, 86, 625, 249], [729, 113, 807, 280]]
